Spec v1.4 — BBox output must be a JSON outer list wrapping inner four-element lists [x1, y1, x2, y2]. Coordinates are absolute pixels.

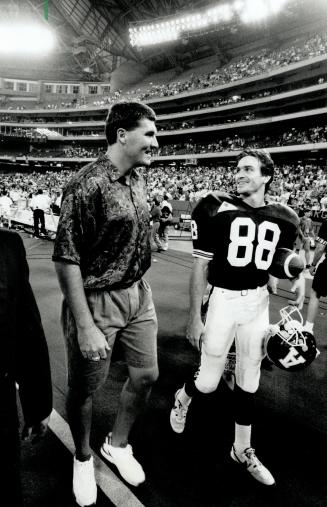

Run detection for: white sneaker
[[170, 389, 191, 434], [73, 455, 97, 506], [101, 434, 145, 486], [230, 446, 275, 486]]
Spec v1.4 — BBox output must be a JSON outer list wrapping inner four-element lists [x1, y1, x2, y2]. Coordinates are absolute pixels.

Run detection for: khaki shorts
[[61, 278, 158, 396]]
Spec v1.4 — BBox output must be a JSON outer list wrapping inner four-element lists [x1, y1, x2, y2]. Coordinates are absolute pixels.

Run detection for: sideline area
[[19, 232, 327, 507]]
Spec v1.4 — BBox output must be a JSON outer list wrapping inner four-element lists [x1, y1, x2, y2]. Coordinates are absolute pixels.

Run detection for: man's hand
[[77, 324, 110, 361], [22, 415, 50, 443], [186, 316, 204, 351], [288, 274, 305, 310]]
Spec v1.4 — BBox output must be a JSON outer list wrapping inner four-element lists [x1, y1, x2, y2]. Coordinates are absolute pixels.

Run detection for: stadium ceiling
[[13, 0, 327, 79], [22, 0, 214, 77]]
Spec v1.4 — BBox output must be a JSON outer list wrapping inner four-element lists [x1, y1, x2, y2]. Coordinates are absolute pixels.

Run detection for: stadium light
[[240, 0, 288, 23], [129, 0, 293, 47], [0, 23, 56, 54], [240, 0, 270, 22]]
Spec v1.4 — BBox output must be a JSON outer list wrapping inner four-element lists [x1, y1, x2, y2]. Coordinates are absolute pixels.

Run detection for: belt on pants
[[216, 285, 267, 297]]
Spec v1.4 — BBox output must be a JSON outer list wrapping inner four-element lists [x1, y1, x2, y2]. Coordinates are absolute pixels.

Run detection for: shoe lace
[[174, 400, 187, 419], [244, 448, 262, 469]]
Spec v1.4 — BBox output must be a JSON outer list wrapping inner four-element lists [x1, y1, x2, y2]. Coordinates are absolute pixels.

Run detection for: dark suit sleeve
[[14, 234, 52, 426]]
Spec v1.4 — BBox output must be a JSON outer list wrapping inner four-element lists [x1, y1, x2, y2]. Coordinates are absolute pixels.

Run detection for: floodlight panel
[[0, 23, 56, 54], [129, 0, 293, 46]]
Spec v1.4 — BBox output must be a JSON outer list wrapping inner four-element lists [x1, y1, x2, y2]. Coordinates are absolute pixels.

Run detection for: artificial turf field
[[20, 233, 327, 507]]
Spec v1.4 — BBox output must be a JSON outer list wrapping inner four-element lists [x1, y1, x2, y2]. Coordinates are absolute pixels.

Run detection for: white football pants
[[195, 285, 269, 394]]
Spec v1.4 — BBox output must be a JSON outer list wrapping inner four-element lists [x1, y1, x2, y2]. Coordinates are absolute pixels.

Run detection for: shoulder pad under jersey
[[193, 192, 235, 219], [268, 203, 300, 227]]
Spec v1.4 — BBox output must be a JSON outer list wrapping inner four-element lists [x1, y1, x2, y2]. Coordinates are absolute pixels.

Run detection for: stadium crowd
[[1, 30, 327, 114], [3, 123, 326, 162], [125, 31, 327, 100], [157, 125, 327, 155], [0, 162, 326, 216], [0, 74, 325, 121]]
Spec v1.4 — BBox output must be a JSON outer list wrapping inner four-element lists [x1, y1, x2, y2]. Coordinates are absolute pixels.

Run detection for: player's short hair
[[238, 148, 274, 192], [105, 101, 156, 145]]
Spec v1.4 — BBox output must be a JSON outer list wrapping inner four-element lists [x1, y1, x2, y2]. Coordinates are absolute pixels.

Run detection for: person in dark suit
[[0, 229, 52, 506]]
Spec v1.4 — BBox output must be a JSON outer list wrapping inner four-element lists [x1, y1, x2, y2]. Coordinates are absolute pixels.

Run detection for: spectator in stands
[[1, 229, 52, 506], [297, 209, 315, 269], [29, 189, 51, 238], [159, 205, 173, 251], [0, 189, 13, 228], [320, 194, 327, 210], [53, 101, 159, 507], [161, 194, 173, 213], [9, 184, 21, 205], [151, 196, 164, 252], [51, 190, 63, 216]]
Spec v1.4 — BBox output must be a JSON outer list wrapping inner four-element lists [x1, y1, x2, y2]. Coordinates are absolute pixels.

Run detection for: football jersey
[[192, 192, 299, 290], [316, 220, 327, 265]]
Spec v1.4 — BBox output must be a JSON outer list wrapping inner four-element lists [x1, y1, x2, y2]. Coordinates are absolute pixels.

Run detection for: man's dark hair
[[105, 101, 156, 145], [161, 205, 171, 215], [237, 148, 275, 193]]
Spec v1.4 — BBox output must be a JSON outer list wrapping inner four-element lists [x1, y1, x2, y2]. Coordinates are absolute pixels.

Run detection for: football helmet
[[265, 306, 318, 371]]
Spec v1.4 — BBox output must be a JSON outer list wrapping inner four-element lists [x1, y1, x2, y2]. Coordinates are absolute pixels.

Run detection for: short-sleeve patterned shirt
[[52, 153, 152, 290]]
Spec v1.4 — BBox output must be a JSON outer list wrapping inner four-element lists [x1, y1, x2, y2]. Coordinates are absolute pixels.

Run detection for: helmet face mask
[[265, 306, 318, 371]]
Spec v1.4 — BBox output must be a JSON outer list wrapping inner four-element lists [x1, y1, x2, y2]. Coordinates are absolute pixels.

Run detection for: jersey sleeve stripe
[[192, 249, 214, 260]]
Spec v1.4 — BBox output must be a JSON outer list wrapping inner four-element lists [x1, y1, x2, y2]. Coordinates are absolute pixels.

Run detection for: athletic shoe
[[230, 446, 275, 486], [73, 455, 97, 506], [101, 434, 145, 486], [170, 389, 191, 433]]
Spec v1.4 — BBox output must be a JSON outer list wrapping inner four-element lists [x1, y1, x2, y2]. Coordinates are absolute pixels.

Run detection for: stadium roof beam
[[23, 0, 92, 76], [98, 0, 158, 54], [53, 0, 139, 71]]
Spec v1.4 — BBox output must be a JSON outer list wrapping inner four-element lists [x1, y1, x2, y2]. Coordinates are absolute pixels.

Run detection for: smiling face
[[235, 155, 270, 200], [119, 118, 159, 168]]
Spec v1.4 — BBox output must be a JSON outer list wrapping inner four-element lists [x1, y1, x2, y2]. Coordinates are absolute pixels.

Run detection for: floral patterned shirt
[[52, 153, 152, 290]]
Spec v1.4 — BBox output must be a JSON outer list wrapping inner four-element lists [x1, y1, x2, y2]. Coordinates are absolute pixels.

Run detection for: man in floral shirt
[[53, 101, 159, 506]]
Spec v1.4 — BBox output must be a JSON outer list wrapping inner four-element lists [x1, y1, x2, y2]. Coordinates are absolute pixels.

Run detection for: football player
[[305, 220, 327, 333], [170, 149, 304, 486]]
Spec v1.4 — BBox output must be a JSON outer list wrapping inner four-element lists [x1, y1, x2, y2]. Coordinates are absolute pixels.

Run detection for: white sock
[[177, 385, 192, 406], [304, 321, 314, 333], [234, 423, 251, 456]]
